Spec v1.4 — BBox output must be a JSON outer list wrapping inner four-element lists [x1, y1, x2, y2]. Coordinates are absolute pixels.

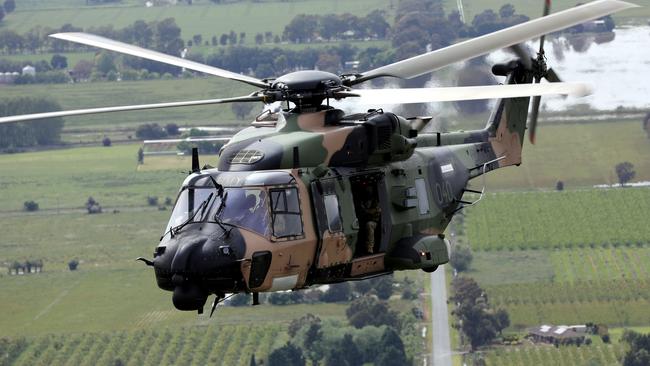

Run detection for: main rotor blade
[[50, 33, 268, 88], [353, 0, 636, 84], [339, 82, 591, 105], [0, 96, 264, 124]]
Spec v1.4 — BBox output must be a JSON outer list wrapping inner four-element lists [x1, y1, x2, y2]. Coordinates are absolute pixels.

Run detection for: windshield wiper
[[169, 192, 214, 236]]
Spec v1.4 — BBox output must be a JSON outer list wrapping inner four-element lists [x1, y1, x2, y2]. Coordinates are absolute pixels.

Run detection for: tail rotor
[[529, 0, 560, 144]]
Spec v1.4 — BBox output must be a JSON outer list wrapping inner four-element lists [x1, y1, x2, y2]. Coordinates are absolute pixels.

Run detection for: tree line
[[0, 97, 64, 151]]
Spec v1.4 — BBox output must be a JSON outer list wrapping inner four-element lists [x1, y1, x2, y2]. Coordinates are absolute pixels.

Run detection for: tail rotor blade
[[545, 67, 562, 83], [509, 43, 533, 69], [529, 95, 542, 144], [539, 0, 553, 52]]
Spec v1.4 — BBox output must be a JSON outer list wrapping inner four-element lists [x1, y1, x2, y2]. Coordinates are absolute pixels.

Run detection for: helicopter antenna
[[191, 147, 200, 173]]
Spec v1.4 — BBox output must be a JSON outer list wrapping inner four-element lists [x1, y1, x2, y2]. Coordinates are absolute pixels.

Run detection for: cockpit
[[164, 171, 303, 240]]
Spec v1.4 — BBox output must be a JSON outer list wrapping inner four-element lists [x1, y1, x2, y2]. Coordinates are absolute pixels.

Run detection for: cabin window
[[415, 178, 430, 215], [270, 187, 303, 238], [323, 194, 342, 232]]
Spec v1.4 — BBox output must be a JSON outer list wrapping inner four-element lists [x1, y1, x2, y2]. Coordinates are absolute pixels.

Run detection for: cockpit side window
[[165, 188, 214, 233], [217, 188, 270, 237], [270, 187, 303, 238]]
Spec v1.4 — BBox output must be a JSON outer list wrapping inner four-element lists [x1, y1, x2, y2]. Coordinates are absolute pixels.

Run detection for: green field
[[3, 0, 648, 43], [0, 144, 186, 211], [2, 0, 393, 42], [464, 188, 650, 251], [484, 343, 627, 366], [1, 78, 255, 131], [482, 120, 650, 189], [1, 323, 284, 366], [441, 0, 650, 24]]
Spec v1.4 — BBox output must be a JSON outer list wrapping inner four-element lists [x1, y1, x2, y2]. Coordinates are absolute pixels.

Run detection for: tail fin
[[485, 64, 533, 168]]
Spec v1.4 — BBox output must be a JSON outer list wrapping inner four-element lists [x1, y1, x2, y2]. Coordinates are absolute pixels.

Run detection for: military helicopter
[[0, 0, 636, 315]]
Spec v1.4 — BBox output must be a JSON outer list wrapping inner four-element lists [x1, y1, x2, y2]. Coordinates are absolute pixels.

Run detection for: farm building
[[527, 325, 588, 346]]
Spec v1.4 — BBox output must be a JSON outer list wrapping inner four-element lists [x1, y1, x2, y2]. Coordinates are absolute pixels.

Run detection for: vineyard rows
[[480, 247, 650, 327], [486, 279, 650, 305], [484, 343, 627, 366], [549, 246, 650, 283], [465, 188, 650, 251], [0, 323, 283, 366]]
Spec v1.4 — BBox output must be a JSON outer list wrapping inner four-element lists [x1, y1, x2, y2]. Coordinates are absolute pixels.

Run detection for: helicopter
[[0, 0, 636, 315]]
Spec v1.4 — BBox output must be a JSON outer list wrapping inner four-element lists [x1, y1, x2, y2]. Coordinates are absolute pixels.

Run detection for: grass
[[1, 323, 284, 366], [464, 188, 650, 251], [2, 0, 394, 43], [1, 77, 255, 131], [481, 120, 650, 190], [465, 245, 650, 328], [483, 343, 627, 366], [0, 144, 187, 211], [441, 0, 650, 24]]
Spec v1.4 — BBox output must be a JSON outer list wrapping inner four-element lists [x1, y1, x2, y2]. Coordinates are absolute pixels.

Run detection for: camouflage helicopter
[[0, 0, 636, 315]]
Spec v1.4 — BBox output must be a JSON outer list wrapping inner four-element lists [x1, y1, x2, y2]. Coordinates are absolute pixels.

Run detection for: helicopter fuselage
[[152, 97, 523, 312]]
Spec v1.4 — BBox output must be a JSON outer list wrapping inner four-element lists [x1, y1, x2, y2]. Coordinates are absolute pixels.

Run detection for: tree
[[556, 181, 564, 191], [283, 14, 318, 43], [0, 97, 64, 149], [449, 244, 473, 272], [615, 162, 636, 186], [136, 123, 167, 139], [192, 34, 202, 46], [23, 200, 39, 211], [375, 328, 408, 366], [451, 277, 509, 349], [288, 313, 321, 337], [622, 331, 650, 366], [3, 0, 15, 13], [72, 60, 93, 80], [499, 4, 515, 19], [165, 123, 180, 135], [320, 282, 352, 303], [268, 342, 305, 366], [102, 136, 112, 147], [315, 53, 341, 73], [155, 18, 184, 55], [346, 296, 400, 330], [95, 51, 117, 76], [0, 6, 4, 22], [68, 259, 79, 271], [86, 196, 102, 214], [373, 275, 393, 300], [50, 54, 68, 69], [255, 33, 264, 45]]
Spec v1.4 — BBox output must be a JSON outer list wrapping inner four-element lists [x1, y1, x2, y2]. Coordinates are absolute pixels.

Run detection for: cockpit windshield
[[165, 186, 270, 237]]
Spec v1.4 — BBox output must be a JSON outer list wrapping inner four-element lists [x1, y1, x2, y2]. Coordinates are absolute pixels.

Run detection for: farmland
[[3, 0, 394, 42], [483, 343, 627, 366], [464, 188, 650, 251], [0, 323, 284, 366], [462, 188, 650, 326], [457, 186, 650, 364]]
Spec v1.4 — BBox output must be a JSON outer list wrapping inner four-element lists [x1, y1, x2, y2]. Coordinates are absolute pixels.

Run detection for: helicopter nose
[[153, 234, 243, 312]]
